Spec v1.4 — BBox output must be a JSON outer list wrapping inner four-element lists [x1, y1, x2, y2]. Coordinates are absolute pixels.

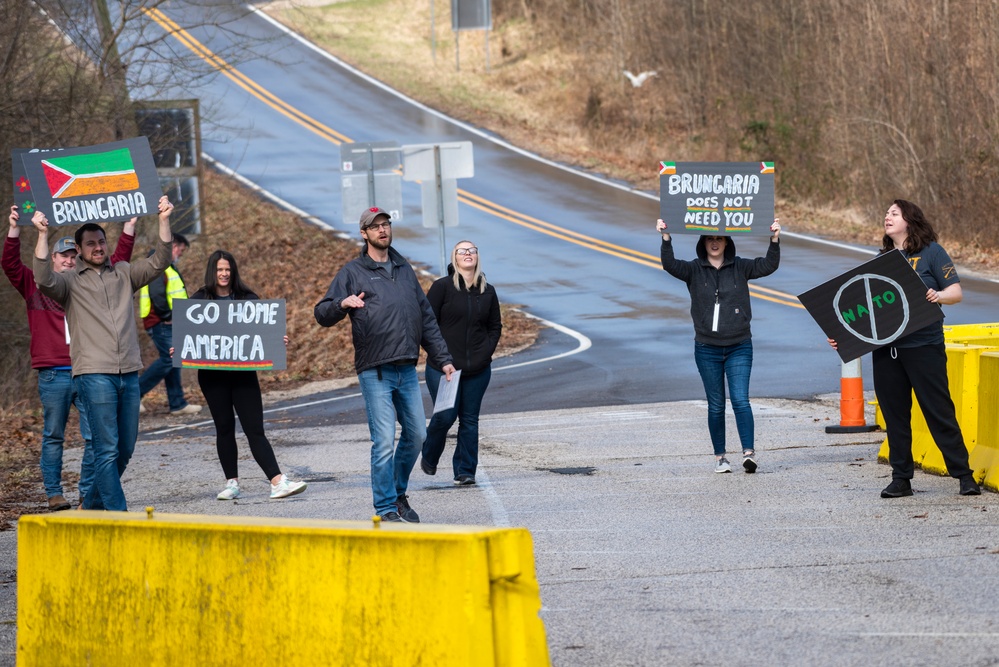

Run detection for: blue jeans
[[138, 323, 187, 411], [423, 365, 491, 479], [37, 368, 93, 499], [693, 340, 754, 456], [357, 364, 426, 516], [74, 372, 140, 511]]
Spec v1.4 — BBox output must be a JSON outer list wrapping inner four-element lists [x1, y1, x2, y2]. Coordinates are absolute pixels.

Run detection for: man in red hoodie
[[3, 204, 135, 510]]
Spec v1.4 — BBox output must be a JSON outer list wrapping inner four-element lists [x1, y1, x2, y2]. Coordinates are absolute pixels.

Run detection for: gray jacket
[[314, 245, 453, 374], [34, 237, 171, 376], [660, 236, 780, 346]]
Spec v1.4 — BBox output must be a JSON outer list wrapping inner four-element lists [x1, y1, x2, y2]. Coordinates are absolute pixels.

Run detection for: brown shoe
[[47, 495, 71, 511]]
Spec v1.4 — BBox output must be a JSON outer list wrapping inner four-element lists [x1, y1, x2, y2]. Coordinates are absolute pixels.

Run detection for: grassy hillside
[[265, 0, 999, 274]]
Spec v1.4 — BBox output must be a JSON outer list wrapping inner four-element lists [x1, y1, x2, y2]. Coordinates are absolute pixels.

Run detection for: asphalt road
[[102, 1, 999, 414]]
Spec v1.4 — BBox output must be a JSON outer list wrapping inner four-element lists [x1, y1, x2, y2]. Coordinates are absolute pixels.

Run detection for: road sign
[[340, 142, 402, 227]]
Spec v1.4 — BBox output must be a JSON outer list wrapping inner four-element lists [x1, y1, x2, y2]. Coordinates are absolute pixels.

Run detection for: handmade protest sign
[[659, 161, 775, 235], [797, 250, 943, 363], [11, 148, 45, 220], [173, 299, 287, 371], [19, 137, 161, 226]]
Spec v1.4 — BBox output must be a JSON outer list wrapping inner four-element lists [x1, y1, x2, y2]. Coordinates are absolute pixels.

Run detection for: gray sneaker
[[715, 457, 732, 474]]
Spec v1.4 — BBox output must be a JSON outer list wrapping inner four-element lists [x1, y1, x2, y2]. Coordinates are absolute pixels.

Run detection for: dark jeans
[[139, 323, 187, 411], [198, 369, 281, 481], [693, 340, 754, 456], [37, 367, 93, 499], [873, 343, 972, 480], [423, 365, 492, 479]]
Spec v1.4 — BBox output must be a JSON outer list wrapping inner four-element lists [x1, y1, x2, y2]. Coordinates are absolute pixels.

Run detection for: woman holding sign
[[830, 200, 979, 498], [190, 250, 307, 501], [419, 240, 502, 486], [657, 218, 781, 474]]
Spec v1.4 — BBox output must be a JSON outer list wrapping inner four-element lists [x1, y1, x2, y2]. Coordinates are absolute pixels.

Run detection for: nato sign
[[172, 299, 287, 371], [19, 137, 161, 226], [659, 161, 775, 235], [797, 250, 943, 363]]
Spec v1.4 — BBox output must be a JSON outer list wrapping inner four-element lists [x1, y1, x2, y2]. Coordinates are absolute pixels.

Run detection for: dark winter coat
[[660, 235, 780, 346], [314, 245, 453, 374], [426, 265, 502, 376]]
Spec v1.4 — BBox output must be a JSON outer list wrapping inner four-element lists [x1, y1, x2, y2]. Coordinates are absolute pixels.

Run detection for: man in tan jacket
[[33, 196, 174, 511]]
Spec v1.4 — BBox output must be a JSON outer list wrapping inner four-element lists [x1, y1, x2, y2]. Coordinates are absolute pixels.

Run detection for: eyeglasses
[[455, 247, 478, 256], [365, 221, 392, 231]]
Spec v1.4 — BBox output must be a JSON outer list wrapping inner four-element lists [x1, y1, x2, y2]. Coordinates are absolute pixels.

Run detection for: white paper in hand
[[432, 370, 461, 415]]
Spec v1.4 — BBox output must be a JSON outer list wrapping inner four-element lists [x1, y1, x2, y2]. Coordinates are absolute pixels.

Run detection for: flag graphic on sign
[[41, 148, 139, 199], [760, 161, 775, 174], [660, 161, 676, 175]]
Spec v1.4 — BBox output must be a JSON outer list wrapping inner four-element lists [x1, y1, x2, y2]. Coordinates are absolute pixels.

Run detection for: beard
[[367, 233, 392, 251]]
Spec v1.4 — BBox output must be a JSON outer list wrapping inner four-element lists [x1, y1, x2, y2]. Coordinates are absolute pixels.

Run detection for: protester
[[657, 217, 781, 474], [32, 197, 174, 511], [829, 200, 980, 497], [190, 250, 307, 501], [420, 240, 502, 486], [315, 206, 455, 522], [138, 232, 201, 415], [5, 205, 135, 510]]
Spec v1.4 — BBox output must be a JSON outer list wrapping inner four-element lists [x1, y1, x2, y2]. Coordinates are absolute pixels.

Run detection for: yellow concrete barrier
[[876, 344, 992, 474], [971, 352, 999, 491], [17, 512, 550, 667]]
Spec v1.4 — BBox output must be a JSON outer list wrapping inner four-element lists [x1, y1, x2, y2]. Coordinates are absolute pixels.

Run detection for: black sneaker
[[396, 494, 420, 522], [454, 475, 476, 486], [420, 458, 437, 476], [880, 478, 913, 498], [959, 475, 981, 496], [379, 511, 404, 522]]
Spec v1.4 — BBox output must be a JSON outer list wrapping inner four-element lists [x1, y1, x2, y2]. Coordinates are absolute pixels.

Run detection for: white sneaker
[[139, 401, 147, 413], [715, 457, 732, 473], [270, 475, 307, 499], [170, 404, 203, 415], [217, 479, 240, 500]]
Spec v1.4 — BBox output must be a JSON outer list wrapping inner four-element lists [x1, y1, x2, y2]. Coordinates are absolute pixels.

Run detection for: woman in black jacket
[[657, 218, 780, 475], [420, 240, 502, 485], [191, 250, 307, 501]]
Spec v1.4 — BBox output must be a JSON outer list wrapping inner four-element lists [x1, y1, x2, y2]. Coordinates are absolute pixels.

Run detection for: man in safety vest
[[138, 232, 201, 415]]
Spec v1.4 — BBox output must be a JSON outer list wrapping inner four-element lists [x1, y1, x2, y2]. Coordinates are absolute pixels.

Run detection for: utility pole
[[92, 0, 134, 140]]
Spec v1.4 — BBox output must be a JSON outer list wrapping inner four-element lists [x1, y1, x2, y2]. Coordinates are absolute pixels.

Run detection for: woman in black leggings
[[190, 250, 307, 501]]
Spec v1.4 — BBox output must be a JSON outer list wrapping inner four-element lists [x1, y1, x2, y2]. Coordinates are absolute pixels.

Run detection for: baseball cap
[[52, 237, 77, 255], [359, 207, 392, 231]]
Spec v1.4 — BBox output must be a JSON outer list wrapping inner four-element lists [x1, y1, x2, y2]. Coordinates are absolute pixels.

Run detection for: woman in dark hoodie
[[657, 218, 781, 474], [419, 240, 502, 485]]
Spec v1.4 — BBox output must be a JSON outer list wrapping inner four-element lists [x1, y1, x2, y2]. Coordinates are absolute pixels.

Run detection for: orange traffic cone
[[825, 358, 879, 433]]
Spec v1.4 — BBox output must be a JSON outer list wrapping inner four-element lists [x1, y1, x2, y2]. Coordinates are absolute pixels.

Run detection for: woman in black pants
[[830, 200, 980, 498], [190, 250, 307, 501]]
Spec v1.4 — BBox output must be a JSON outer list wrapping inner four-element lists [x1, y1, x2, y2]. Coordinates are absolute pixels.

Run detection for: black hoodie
[[660, 235, 780, 346]]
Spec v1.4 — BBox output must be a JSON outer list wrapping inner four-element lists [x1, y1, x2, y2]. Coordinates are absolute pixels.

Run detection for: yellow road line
[[147, 8, 804, 309]]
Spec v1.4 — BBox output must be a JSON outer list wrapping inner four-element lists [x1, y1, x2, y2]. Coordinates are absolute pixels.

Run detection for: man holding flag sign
[[29, 137, 174, 511]]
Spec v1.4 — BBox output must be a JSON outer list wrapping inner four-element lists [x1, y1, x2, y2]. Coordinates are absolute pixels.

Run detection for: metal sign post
[[403, 141, 474, 274]]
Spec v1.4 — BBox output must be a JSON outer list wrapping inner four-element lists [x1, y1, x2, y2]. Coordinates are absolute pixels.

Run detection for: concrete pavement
[[1, 391, 997, 666]]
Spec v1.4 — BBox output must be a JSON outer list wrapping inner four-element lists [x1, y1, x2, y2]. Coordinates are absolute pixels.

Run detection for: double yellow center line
[[144, 7, 803, 309]]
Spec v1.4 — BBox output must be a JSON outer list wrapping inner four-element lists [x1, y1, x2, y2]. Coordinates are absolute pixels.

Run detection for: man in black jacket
[[315, 207, 455, 523]]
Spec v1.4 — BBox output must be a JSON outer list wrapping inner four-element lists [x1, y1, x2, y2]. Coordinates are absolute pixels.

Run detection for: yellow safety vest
[[139, 266, 187, 318]]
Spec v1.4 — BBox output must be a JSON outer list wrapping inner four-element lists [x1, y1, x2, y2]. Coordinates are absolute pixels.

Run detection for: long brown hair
[[881, 199, 937, 254]]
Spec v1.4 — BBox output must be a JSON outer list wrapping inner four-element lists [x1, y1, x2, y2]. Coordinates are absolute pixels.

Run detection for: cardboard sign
[[172, 299, 287, 371], [797, 250, 943, 362], [659, 161, 775, 235], [19, 137, 162, 226]]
